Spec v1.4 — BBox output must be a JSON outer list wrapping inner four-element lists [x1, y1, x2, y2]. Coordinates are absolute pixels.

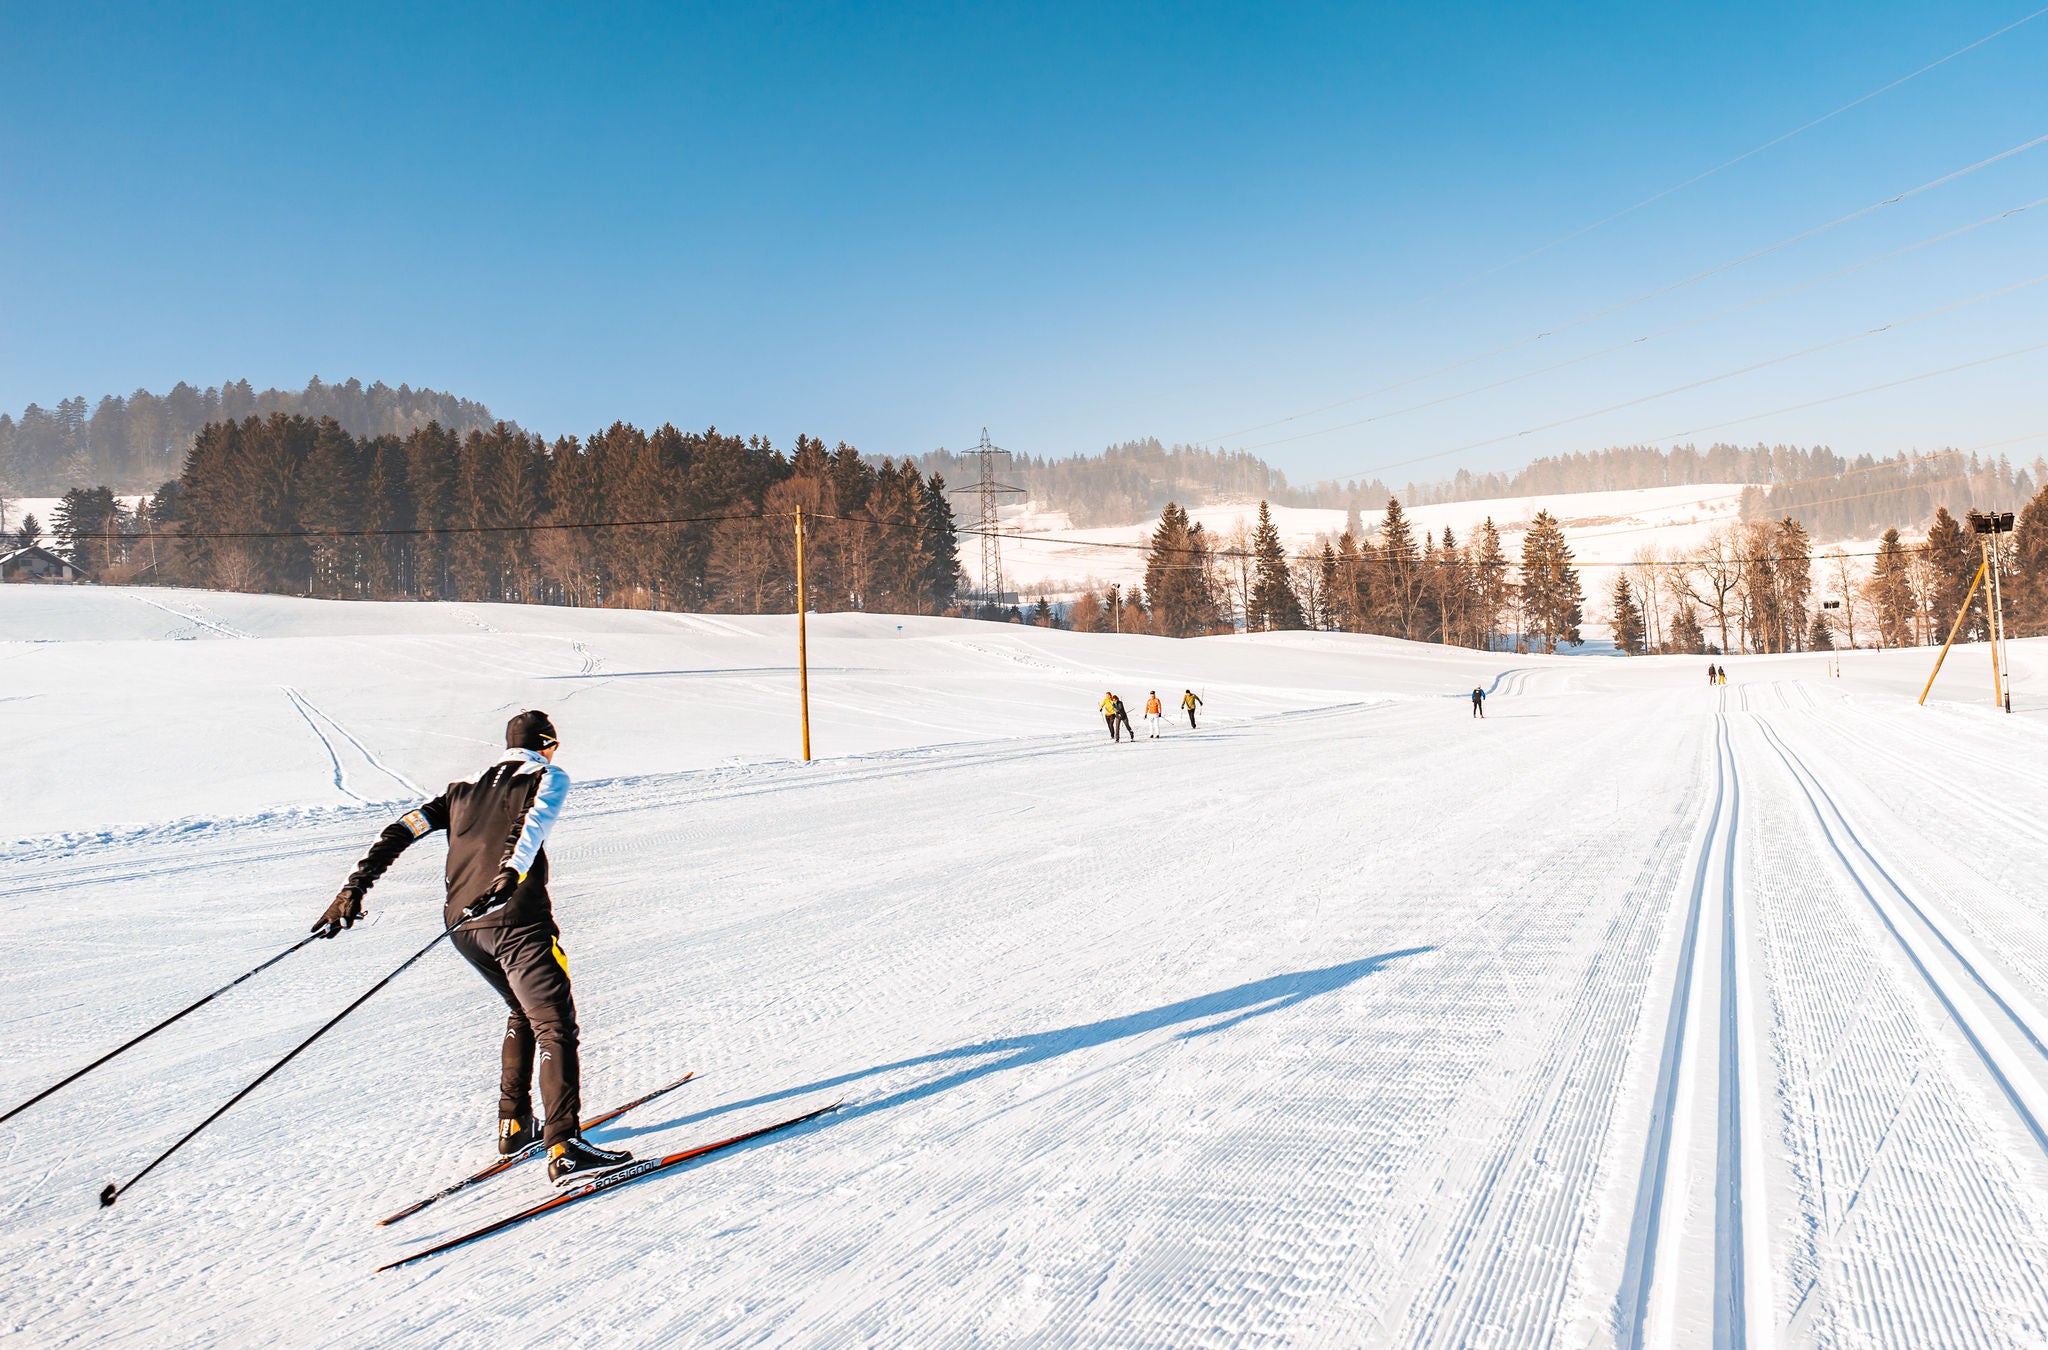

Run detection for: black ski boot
[[548, 1135, 634, 1186], [499, 1111, 540, 1156]]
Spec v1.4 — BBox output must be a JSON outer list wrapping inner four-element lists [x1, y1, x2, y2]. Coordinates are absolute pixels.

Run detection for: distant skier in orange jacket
[[1143, 692, 1164, 738]]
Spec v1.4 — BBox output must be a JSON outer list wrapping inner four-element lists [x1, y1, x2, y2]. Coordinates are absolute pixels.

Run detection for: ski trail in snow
[[280, 687, 423, 805], [125, 593, 249, 639], [283, 686, 365, 804], [287, 689, 424, 800], [1755, 719, 2048, 1145], [1616, 711, 1752, 1349], [1743, 712, 2048, 1345]]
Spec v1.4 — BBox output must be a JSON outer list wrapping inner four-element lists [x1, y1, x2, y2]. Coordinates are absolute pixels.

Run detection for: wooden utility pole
[[795, 505, 811, 761], [1917, 558, 1986, 706], [1920, 509, 2017, 711]]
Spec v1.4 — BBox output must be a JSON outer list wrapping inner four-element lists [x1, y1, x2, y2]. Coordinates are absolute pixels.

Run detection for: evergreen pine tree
[[1145, 502, 1218, 636], [1610, 571, 1646, 655], [1868, 528, 1918, 648], [1250, 500, 1305, 630], [1519, 509, 1583, 653], [1669, 604, 1707, 654], [1471, 517, 1510, 651], [1808, 612, 1835, 650], [1375, 497, 1420, 638], [918, 475, 961, 614], [1921, 505, 1977, 639], [2012, 481, 2048, 635]]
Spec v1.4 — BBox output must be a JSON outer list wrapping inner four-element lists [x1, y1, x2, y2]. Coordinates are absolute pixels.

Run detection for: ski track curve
[[281, 686, 423, 805]]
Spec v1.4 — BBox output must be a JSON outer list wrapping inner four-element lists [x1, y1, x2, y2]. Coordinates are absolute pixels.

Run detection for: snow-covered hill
[[999, 484, 1761, 599], [5, 588, 2047, 1346]]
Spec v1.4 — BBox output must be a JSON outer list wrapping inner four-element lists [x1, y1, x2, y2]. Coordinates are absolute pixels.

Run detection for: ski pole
[[100, 909, 478, 1208], [2, 932, 321, 1128]]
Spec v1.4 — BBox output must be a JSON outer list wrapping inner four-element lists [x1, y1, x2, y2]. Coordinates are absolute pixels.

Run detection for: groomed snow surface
[[5, 587, 2047, 1348]]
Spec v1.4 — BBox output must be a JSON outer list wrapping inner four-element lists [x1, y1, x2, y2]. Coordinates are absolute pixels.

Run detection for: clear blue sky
[[4, 1, 2045, 484]]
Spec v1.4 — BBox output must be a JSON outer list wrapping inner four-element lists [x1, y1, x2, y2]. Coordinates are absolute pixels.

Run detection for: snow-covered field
[[999, 484, 1758, 600], [5, 587, 2048, 1347]]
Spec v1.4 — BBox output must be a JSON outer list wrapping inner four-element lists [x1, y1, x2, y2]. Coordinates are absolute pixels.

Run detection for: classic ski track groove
[[1742, 712, 2048, 1345], [12, 608, 2048, 1346], [1755, 718, 2048, 1146], [1614, 704, 1760, 1350]]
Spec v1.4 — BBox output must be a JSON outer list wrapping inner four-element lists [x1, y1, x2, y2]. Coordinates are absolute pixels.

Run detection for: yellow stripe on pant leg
[[551, 938, 570, 979]]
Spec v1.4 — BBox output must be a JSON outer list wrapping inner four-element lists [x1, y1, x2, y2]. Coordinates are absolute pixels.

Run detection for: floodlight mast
[[1969, 511, 2016, 713]]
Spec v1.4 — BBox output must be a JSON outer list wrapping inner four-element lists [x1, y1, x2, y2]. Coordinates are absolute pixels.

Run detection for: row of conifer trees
[[29, 415, 963, 616], [1050, 499, 1587, 653]]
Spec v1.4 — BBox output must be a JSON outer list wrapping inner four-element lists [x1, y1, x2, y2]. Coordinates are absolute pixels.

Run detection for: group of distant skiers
[[1098, 689, 1202, 741], [1707, 663, 1728, 685]]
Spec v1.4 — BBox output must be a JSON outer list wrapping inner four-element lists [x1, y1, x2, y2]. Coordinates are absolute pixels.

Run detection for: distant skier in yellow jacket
[[1181, 689, 1203, 730], [1097, 692, 1130, 745]]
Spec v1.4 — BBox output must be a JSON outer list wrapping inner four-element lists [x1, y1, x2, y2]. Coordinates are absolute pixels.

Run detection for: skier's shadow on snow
[[609, 948, 1430, 1142]]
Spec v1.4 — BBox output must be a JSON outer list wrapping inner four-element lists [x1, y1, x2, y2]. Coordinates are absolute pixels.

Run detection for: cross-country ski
[[377, 1102, 843, 1272], [378, 1072, 697, 1227]]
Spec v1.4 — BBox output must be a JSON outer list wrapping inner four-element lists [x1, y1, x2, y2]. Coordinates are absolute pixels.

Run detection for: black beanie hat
[[506, 709, 559, 751]]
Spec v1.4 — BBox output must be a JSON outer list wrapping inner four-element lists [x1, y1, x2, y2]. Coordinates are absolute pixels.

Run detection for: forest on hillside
[[9, 374, 2042, 558], [15, 415, 960, 618], [1044, 485, 2048, 655], [0, 379, 507, 494], [19, 408, 2048, 654], [917, 436, 2047, 542]]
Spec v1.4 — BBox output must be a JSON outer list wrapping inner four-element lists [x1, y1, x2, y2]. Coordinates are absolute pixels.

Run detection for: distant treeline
[[0, 379, 508, 494], [13, 374, 2045, 551], [1737, 450, 2037, 540], [917, 436, 2048, 544], [913, 439, 1319, 528], [33, 415, 961, 616]]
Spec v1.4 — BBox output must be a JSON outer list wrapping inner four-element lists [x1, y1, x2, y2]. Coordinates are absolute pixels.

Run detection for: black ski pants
[[451, 921, 582, 1145], [1106, 713, 1120, 741], [1185, 708, 1197, 729]]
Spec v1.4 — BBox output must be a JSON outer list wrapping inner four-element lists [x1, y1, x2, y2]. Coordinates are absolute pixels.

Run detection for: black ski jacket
[[344, 749, 571, 931]]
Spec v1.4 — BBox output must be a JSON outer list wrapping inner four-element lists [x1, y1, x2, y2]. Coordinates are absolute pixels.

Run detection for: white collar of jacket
[[499, 747, 552, 773]]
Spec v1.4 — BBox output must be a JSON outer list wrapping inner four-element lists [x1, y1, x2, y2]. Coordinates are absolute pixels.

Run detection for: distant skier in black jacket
[[312, 710, 631, 1186], [1471, 685, 1486, 718]]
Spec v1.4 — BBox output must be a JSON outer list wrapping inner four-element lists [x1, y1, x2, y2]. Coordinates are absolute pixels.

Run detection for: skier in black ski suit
[[1471, 685, 1486, 717], [312, 710, 633, 1186], [1111, 695, 1135, 742]]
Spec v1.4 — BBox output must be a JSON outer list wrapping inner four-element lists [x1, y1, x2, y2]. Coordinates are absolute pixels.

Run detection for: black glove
[[467, 867, 521, 919], [313, 886, 366, 938]]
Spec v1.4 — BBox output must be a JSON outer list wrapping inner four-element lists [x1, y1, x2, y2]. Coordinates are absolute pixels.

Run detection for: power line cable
[[1396, 4, 2048, 311], [1303, 272, 2048, 483], [1245, 194, 2048, 457], [1193, 129, 2048, 449], [1634, 341, 2048, 447]]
